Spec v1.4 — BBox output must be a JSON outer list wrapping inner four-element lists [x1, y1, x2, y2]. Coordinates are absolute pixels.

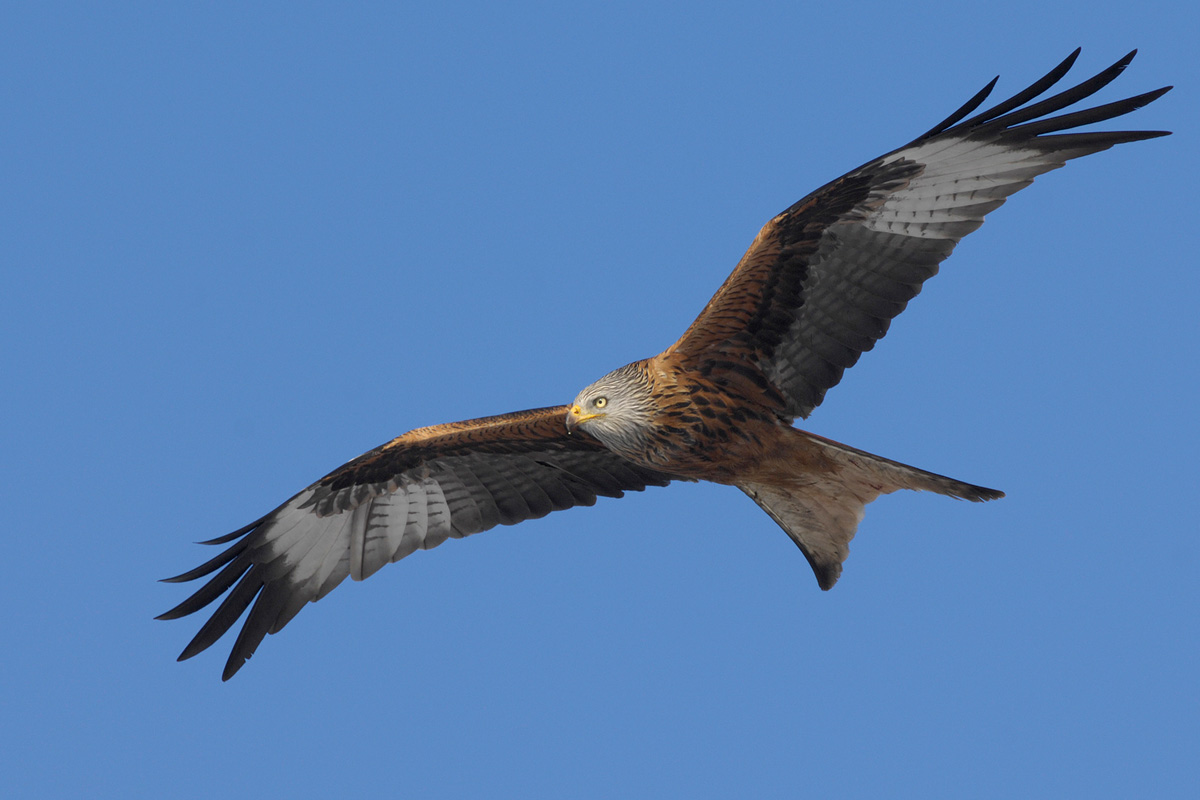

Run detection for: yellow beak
[[565, 404, 603, 432]]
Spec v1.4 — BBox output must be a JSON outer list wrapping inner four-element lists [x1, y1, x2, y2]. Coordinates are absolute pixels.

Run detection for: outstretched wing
[[665, 49, 1171, 418], [159, 406, 676, 680]]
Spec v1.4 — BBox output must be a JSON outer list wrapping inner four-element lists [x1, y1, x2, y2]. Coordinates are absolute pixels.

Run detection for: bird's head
[[565, 362, 656, 449], [566, 392, 610, 432]]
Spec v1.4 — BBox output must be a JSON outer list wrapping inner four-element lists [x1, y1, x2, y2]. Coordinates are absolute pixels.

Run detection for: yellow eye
[[593, 396, 608, 409]]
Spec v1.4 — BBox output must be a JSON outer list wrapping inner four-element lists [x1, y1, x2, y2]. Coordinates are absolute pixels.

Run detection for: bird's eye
[[593, 397, 608, 409]]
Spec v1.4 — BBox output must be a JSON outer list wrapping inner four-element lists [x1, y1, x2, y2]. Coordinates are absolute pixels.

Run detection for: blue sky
[[2, 2, 1197, 797]]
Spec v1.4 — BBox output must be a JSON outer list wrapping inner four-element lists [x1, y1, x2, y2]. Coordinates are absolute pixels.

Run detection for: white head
[[565, 362, 656, 453]]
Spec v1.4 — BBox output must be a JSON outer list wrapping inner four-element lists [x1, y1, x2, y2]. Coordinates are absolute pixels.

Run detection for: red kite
[[161, 50, 1170, 679]]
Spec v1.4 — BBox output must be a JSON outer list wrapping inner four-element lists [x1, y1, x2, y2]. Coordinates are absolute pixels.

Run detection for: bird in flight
[[161, 50, 1170, 680]]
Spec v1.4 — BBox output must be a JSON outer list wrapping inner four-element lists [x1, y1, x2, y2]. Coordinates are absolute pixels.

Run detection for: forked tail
[[739, 429, 1002, 590]]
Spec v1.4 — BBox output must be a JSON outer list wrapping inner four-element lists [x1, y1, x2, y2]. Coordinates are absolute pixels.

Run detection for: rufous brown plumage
[[161, 50, 1170, 679]]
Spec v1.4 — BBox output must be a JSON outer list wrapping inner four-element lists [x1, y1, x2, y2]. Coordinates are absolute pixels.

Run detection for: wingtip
[[222, 655, 247, 681], [1047, 47, 1082, 79], [973, 487, 1005, 502], [155, 599, 195, 621], [1139, 85, 1174, 105], [1109, 48, 1139, 75], [177, 637, 207, 662], [196, 521, 261, 546]]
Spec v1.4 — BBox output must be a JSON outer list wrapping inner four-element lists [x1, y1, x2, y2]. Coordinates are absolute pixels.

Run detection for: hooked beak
[[565, 404, 602, 432]]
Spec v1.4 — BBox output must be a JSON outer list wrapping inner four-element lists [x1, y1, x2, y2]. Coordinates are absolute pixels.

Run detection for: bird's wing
[[159, 406, 676, 680], [664, 50, 1171, 418]]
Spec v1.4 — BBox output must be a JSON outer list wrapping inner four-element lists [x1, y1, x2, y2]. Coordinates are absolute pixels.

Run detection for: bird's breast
[[624, 399, 786, 484]]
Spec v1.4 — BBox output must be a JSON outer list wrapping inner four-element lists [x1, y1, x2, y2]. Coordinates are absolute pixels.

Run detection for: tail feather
[[801, 429, 1005, 503], [740, 429, 1002, 590]]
